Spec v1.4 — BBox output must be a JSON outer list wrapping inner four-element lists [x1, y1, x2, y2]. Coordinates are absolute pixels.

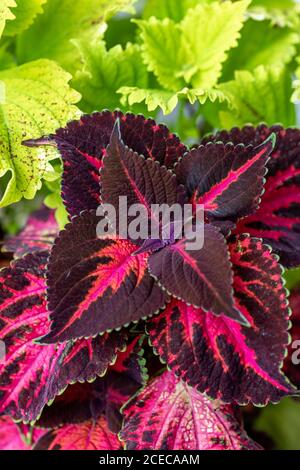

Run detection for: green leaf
[[254, 398, 300, 450], [222, 19, 299, 81], [119, 85, 229, 115], [142, 0, 205, 22], [218, 66, 295, 128], [284, 268, 300, 291], [0, 59, 80, 208], [44, 178, 69, 229], [136, 0, 250, 91], [180, 0, 250, 87], [73, 40, 148, 113], [135, 17, 185, 91], [0, 1, 16, 38], [3, 0, 47, 36], [16, 0, 136, 73]]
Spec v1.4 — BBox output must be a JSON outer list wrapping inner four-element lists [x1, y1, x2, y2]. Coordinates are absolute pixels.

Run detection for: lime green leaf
[[218, 66, 295, 128], [291, 58, 300, 103], [135, 17, 185, 91], [3, 0, 47, 36], [0, 59, 80, 208], [180, 0, 250, 87], [0, 1, 16, 38], [142, 0, 205, 22], [119, 85, 229, 115], [255, 398, 300, 450], [16, 0, 136, 72], [45, 179, 68, 229], [222, 19, 299, 80], [73, 40, 148, 113], [136, 1, 250, 91], [284, 268, 300, 291]]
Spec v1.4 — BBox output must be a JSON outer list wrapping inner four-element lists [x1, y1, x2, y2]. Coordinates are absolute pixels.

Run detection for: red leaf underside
[[43, 210, 167, 343], [147, 235, 294, 405], [202, 125, 300, 267], [120, 371, 261, 450]]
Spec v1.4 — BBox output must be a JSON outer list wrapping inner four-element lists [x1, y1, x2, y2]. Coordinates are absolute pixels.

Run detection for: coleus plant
[[0, 110, 299, 450]]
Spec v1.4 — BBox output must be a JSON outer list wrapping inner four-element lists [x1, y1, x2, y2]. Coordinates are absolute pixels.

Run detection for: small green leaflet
[[119, 86, 229, 115], [16, 0, 137, 73], [3, 0, 47, 36], [0, 1, 16, 39], [218, 66, 295, 128], [73, 40, 148, 113], [0, 59, 80, 208]]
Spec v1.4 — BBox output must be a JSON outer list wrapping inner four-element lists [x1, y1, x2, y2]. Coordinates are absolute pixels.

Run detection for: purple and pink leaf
[[120, 370, 261, 450], [24, 111, 187, 219], [201, 125, 300, 268], [147, 235, 295, 405], [0, 251, 129, 422]]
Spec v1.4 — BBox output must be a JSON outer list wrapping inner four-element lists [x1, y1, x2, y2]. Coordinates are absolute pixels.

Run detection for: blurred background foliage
[[0, 0, 300, 449]]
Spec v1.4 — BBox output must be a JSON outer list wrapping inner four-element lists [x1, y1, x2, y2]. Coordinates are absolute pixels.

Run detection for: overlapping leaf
[[73, 40, 148, 113], [101, 120, 186, 238], [3, 206, 58, 258], [38, 335, 147, 432], [176, 135, 275, 228], [202, 124, 300, 267], [218, 66, 295, 128], [120, 370, 261, 450], [136, 0, 249, 90], [35, 416, 121, 450], [16, 0, 136, 73], [0, 59, 80, 208], [0, 416, 45, 450], [42, 210, 167, 344], [0, 251, 128, 422], [3, 0, 47, 36], [147, 235, 294, 405], [148, 224, 246, 324], [25, 110, 186, 218]]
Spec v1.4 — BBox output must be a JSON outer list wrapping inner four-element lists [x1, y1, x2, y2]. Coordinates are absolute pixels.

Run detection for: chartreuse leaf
[[44, 178, 69, 230], [0, 59, 80, 208], [222, 19, 299, 80], [219, 66, 295, 128], [142, 0, 205, 22], [254, 398, 300, 450], [73, 40, 148, 113], [136, 1, 250, 90], [292, 58, 300, 103], [179, 0, 250, 87], [0, 1, 16, 38], [16, 0, 137, 72], [3, 0, 47, 36], [119, 86, 229, 115]]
